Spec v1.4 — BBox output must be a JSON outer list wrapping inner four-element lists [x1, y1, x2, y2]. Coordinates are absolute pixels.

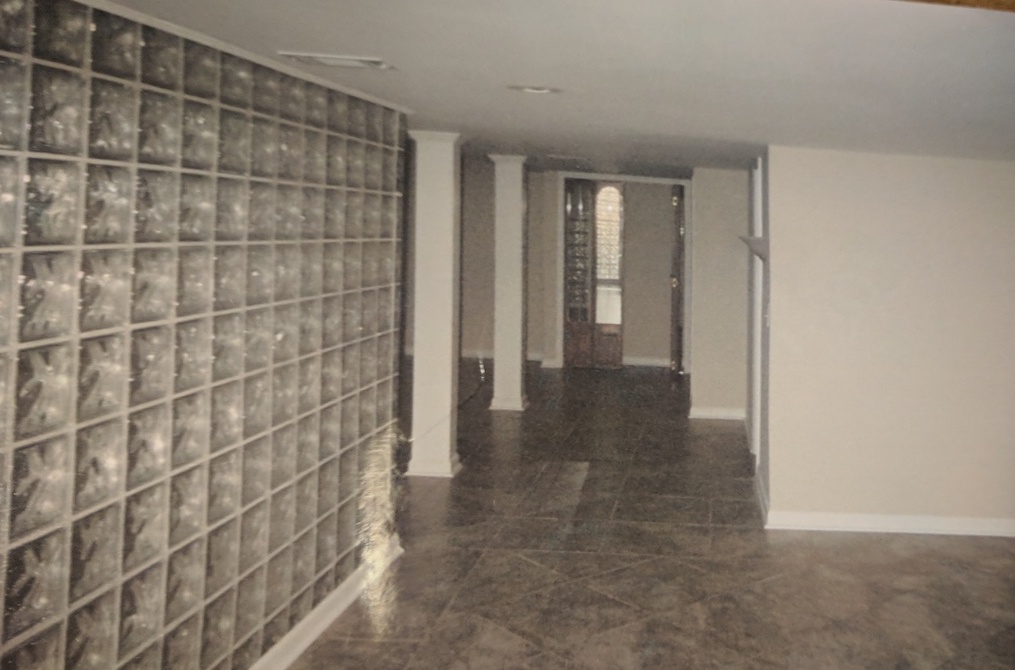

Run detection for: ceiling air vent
[[278, 52, 394, 70]]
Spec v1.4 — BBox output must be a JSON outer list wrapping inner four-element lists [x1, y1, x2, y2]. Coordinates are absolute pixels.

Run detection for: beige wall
[[622, 183, 677, 365], [459, 155, 496, 356], [689, 168, 750, 416], [767, 145, 1015, 524]]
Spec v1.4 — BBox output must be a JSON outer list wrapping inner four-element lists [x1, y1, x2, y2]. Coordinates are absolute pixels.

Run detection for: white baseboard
[[250, 536, 405, 670], [405, 452, 462, 478], [622, 356, 671, 368], [754, 476, 770, 524], [689, 407, 746, 421], [765, 511, 1015, 538]]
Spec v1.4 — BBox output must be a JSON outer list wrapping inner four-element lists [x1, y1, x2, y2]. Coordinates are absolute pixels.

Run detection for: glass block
[[304, 84, 327, 128], [263, 604, 290, 651], [79, 250, 130, 332], [130, 326, 171, 405], [326, 91, 347, 133], [269, 488, 295, 553], [324, 189, 346, 240], [300, 244, 322, 297], [213, 243, 244, 310], [13, 345, 70, 439], [361, 240, 379, 287], [314, 568, 335, 606], [247, 183, 276, 241], [172, 391, 209, 467], [20, 251, 76, 341], [135, 169, 179, 242], [346, 140, 365, 188], [314, 512, 337, 574], [244, 307, 273, 371], [294, 471, 317, 532], [132, 249, 176, 322], [301, 187, 324, 239], [182, 101, 218, 170], [211, 380, 243, 451], [78, 335, 126, 421], [339, 343, 359, 396], [347, 98, 366, 138], [179, 174, 215, 241], [123, 482, 167, 569], [319, 403, 340, 459], [120, 642, 161, 670], [292, 530, 315, 592], [169, 464, 205, 546], [0, 156, 19, 246], [138, 91, 181, 165], [364, 194, 383, 240], [217, 109, 248, 175], [216, 178, 248, 240], [365, 145, 383, 190], [201, 589, 235, 667], [220, 54, 253, 107], [251, 119, 278, 178], [273, 303, 299, 363], [0, 0, 29, 51], [383, 150, 399, 194], [378, 286, 393, 332], [276, 186, 303, 240], [279, 75, 305, 122], [161, 615, 199, 670], [343, 242, 362, 291], [183, 40, 217, 97], [141, 27, 182, 90], [252, 64, 279, 114], [340, 395, 358, 447], [366, 104, 383, 143], [321, 295, 342, 348], [382, 194, 399, 237], [242, 436, 270, 505], [205, 518, 238, 594], [0, 256, 11, 344], [89, 79, 137, 160], [33, 0, 87, 66], [0, 57, 26, 150], [84, 164, 131, 243], [303, 130, 326, 183], [238, 501, 267, 573], [359, 337, 377, 386], [326, 135, 346, 186], [296, 413, 319, 473], [25, 159, 81, 245], [273, 244, 300, 301], [360, 289, 378, 337], [166, 538, 205, 623], [299, 299, 322, 355], [272, 363, 298, 425], [278, 123, 304, 181], [383, 109, 399, 146], [70, 503, 121, 602], [345, 191, 363, 238], [175, 317, 211, 392], [119, 564, 165, 656], [246, 246, 273, 305], [235, 568, 265, 638], [92, 10, 140, 78], [177, 246, 213, 316], [320, 349, 340, 403], [337, 499, 357, 554], [298, 356, 321, 415], [10, 435, 70, 538], [127, 404, 170, 490], [212, 313, 244, 381], [208, 449, 240, 523], [358, 387, 376, 436], [316, 462, 338, 517], [4, 530, 68, 638]]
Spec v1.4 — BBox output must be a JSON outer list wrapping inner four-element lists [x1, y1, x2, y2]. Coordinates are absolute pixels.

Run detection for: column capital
[[408, 129, 461, 145]]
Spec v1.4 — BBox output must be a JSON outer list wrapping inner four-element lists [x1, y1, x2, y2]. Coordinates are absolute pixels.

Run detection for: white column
[[488, 154, 529, 411], [407, 131, 462, 477]]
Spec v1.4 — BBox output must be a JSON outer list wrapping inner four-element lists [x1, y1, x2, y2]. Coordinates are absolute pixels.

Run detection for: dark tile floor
[[291, 364, 1015, 669]]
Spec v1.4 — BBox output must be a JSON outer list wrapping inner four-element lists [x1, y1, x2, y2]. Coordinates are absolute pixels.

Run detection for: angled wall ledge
[[740, 235, 769, 260]]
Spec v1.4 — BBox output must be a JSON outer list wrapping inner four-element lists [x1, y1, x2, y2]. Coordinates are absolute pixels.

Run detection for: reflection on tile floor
[[292, 364, 1015, 669]]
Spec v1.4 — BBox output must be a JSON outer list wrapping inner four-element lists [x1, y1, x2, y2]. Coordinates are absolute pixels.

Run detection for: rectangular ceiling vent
[[278, 52, 394, 70]]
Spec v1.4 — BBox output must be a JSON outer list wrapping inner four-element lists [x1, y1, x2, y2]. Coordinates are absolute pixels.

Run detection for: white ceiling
[[108, 0, 1015, 175]]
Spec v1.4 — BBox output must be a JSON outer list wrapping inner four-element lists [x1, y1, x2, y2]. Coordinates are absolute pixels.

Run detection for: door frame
[[547, 171, 693, 371]]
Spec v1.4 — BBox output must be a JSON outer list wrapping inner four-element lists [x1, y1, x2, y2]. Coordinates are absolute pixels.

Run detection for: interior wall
[[458, 155, 495, 358], [0, 1, 403, 666], [622, 182, 676, 366], [767, 145, 1015, 528], [689, 168, 750, 417]]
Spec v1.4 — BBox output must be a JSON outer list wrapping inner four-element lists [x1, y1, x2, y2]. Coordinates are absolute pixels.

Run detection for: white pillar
[[488, 155, 529, 412], [407, 131, 462, 477]]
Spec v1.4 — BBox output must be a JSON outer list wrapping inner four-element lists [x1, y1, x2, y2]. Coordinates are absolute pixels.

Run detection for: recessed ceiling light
[[508, 85, 562, 94], [278, 51, 395, 70]]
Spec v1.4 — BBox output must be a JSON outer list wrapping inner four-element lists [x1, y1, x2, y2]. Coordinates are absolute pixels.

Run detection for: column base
[[489, 395, 529, 412], [405, 451, 462, 478]]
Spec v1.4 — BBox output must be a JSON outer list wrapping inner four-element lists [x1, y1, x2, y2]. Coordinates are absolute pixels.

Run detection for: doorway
[[563, 179, 624, 368]]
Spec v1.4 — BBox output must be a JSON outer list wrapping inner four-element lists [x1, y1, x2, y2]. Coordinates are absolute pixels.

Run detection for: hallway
[[291, 365, 1015, 669]]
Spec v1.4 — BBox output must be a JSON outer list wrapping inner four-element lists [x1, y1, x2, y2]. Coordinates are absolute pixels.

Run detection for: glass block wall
[[0, 0, 406, 668]]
